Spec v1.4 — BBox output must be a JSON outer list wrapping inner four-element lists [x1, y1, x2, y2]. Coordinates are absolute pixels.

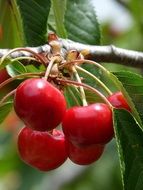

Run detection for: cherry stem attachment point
[[57, 78, 113, 110]]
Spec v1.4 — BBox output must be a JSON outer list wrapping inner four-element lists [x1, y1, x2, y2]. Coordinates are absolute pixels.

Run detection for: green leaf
[[129, 0, 143, 28], [0, 59, 12, 70], [51, 0, 67, 38], [0, 102, 13, 124], [48, 7, 56, 32], [6, 60, 27, 77], [64, 0, 101, 45], [78, 64, 101, 88], [85, 90, 104, 104], [25, 63, 45, 73], [114, 109, 143, 190], [64, 86, 82, 107], [0, 0, 23, 48], [111, 71, 143, 128], [16, 0, 51, 46]]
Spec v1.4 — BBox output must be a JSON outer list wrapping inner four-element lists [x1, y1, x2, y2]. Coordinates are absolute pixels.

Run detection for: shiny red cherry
[[14, 78, 66, 131], [18, 127, 67, 171], [62, 103, 113, 146], [66, 140, 104, 165], [107, 91, 130, 112]]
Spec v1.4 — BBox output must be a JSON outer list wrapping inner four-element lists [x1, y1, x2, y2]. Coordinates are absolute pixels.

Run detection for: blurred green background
[[0, 0, 143, 189]]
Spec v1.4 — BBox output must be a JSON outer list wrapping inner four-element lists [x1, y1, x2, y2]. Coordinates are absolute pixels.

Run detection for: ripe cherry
[[14, 78, 66, 131], [0, 69, 10, 84], [107, 91, 130, 112], [62, 103, 113, 146], [18, 127, 67, 171], [66, 140, 104, 165]]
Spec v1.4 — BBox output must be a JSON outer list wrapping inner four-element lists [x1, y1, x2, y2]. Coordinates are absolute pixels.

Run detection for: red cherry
[[107, 91, 130, 112], [18, 127, 67, 171], [14, 78, 66, 131], [66, 140, 104, 165], [0, 69, 10, 84], [62, 103, 113, 146]]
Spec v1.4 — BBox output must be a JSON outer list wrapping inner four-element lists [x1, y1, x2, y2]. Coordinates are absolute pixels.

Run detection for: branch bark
[[0, 39, 143, 68]]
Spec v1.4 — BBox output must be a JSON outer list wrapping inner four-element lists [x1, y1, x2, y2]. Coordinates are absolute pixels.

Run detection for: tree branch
[[0, 39, 143, 68]]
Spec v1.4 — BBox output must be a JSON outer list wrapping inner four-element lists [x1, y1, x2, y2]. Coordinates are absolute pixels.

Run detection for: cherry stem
[[60, 59, 110, 76], [0, 72, 44, 90], [57, 78, 113, 109], [0, 89, 16, 106], [12, 56, 36, 62], [44, 56, 57, 80], [0, 48, 47, 67], [76, 65, 112, 95], [72, 66, 88, 106], [74, 59, 109, 73]]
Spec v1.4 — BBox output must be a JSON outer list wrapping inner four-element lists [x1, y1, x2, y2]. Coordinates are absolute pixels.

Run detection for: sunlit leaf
[[25, 64, 45, 73], [6, 60, 27, 77], [51, 0, 67, 38], [0, 0, 23, 48]]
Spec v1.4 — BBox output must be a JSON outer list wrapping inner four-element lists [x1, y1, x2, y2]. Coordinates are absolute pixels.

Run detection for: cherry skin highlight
[[107, 91, 130, 112], [18, 127, 68, 171], [14, 78, 66, 131], [66, 140, 104, 165], [62, 103, 113, 146]]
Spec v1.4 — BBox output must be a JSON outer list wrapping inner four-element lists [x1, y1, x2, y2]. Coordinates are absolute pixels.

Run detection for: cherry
[[18, 127, 67, 171], [107, 91, 130, 112], [0, 69, 10, 84], [62, 103, 113, 146], [66, 140, 104, 165], [14, 78, 66, 131]]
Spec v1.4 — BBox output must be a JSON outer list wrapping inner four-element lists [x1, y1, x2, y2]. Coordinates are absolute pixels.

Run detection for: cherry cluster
[[14, 76, 130, 171]]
